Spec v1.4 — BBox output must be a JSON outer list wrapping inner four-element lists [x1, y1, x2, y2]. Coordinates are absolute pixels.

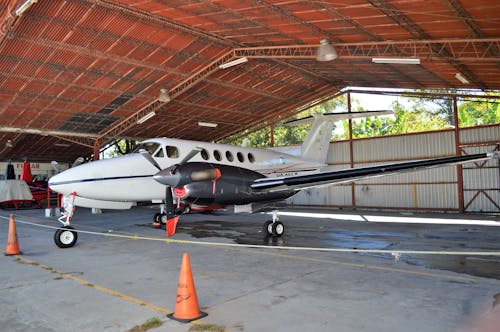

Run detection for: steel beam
[[235, 39, 500, 62], [0, 126, 98, 138]]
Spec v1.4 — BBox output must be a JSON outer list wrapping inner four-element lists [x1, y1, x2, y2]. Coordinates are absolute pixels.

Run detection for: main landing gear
[[263, 210, 284, 237]]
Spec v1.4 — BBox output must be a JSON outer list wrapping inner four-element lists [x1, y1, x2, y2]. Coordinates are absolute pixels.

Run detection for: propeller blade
[[50, 161, 62, 173], [72, 157, 84, 168], [179, 147, 203, 165], [139, 149, 162, 171]]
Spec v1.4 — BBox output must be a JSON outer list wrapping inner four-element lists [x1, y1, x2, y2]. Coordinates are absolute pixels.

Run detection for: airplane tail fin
[[284, 110, 393, 164]]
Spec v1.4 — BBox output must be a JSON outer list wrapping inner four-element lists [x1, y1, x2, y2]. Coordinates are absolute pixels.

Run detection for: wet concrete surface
[[1, 206, 500, 332], [176, 209, 500, 279]]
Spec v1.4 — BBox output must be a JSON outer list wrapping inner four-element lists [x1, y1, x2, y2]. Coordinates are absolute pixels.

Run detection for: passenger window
[[214, 150, 222, 161], [201, 149, 209, 160], [154, 148, 164, 158], [166, 146, 179, 158], [237, 152, 244, 162], [248, 153, 255, 163], [226, 151, 234, 162]]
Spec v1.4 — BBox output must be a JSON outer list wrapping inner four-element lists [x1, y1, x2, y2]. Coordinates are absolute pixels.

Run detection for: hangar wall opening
[[246, 89, 500, 213]]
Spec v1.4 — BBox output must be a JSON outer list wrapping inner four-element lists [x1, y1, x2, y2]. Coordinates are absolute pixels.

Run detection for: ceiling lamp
[[219, 57, 248, 69], [158, 88, 171, 102], [455, 73, 470, 84], [137, 111, 156, 124], [198, 121, 218, 128], [372, 57, 421, 65], [15, 0, 38, 16], [316, 39, 338, 62]]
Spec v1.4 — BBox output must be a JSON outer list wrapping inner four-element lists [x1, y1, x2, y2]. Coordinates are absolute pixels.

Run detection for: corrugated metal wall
[[285, 124, 500, 212]]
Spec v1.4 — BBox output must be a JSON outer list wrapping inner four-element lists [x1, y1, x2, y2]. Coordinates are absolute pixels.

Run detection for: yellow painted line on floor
[[12, 256, 172, 315]]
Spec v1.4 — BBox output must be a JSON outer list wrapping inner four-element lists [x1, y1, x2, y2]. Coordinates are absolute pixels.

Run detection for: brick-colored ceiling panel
[[0, 0, 498, 162]]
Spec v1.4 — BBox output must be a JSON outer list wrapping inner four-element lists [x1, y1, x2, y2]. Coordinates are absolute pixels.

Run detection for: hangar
[[1, 0, 498, 212], [1, 1, 500, 331]]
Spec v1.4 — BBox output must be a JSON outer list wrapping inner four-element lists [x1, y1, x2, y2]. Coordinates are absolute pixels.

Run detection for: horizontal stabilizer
[[284, 110, 393, 127]]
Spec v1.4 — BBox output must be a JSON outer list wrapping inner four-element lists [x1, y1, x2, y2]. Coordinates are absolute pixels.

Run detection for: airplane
[[48, 110, 498, 248]]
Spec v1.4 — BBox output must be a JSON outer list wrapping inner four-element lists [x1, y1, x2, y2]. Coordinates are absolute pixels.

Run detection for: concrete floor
[[1, 206, 499, 332]]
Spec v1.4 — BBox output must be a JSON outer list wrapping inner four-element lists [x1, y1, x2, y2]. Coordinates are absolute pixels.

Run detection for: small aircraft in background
[[48, 111, 498, 248]]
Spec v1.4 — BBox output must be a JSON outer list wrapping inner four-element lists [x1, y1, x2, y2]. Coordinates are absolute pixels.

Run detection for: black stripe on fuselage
[[49, 174, 153, 186]]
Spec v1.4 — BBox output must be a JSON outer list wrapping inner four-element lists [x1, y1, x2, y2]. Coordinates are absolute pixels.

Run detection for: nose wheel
[[54, 226, 78, 248]]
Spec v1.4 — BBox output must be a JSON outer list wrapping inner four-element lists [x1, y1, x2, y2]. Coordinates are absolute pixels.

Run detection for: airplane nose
[[48, 172, 71, 195]]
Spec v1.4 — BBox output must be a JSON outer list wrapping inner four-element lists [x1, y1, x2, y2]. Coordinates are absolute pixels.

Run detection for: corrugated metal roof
[[0, 0, 499, 162]]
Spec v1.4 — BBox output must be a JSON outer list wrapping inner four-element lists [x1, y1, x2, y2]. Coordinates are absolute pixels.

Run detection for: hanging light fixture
[[219, 57, 248, 69], [455, 73, 470, 84], [137, 111, 156, 124], [316, 39, 338, 62], [372, 57, 421, 65], [158, 89, 171, 102]]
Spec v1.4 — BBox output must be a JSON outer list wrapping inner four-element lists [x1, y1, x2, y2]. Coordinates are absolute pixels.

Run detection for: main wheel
[[263, 220, 273, 236], [54, 226, 78, 248], [160, 213, 168, 225], [272, 221, 284, 237]]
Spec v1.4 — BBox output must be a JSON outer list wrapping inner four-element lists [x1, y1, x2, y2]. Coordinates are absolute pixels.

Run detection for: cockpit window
[[134, 142, 160, 155], [154, 148, 164, 158]]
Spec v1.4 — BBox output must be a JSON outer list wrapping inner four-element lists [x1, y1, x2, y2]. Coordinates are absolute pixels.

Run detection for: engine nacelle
[[155, 162, 294, 205]]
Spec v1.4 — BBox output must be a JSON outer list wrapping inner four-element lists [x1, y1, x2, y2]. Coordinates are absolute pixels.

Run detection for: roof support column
[[94, 139, 100, 161], [348, 92, 356, 208], [270, 126, 275, 147], [453, 97, 464, 212]]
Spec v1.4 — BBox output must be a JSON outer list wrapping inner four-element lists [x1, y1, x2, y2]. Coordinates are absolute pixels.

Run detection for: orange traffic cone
[[5, 214, 21, 255], [167, 253, 207, 323]]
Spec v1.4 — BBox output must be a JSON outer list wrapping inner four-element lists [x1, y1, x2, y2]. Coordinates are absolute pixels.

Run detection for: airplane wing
[[251, 152, 498, 192]]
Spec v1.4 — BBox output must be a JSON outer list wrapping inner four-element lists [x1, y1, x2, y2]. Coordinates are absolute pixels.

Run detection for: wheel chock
[[166, 216, 179, 237]]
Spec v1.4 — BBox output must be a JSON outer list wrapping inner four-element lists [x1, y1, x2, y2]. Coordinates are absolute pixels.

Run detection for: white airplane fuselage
[[49, 137, 325, 205]]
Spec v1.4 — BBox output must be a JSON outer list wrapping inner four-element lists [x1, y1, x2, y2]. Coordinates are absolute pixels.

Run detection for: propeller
[[138, 146, 206, 237]]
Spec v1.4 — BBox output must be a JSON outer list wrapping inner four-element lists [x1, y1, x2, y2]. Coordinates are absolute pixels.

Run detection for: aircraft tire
[[272, 221, 284, 237], [263, 220, 273, 236], [54, 226, 78, 248], [160, 213, 168, 225], [153, 213, 162, 223]]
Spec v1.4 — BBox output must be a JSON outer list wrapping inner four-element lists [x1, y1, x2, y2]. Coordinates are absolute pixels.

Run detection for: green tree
[[105, 139, 139, 158], [458, 97, 500, 127], [231, 95, 348, 147]]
